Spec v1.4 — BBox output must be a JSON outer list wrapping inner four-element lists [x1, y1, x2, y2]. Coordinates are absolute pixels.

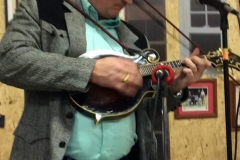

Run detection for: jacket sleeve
[[167, 87, 189, 111], [0, 0, 96, 92]]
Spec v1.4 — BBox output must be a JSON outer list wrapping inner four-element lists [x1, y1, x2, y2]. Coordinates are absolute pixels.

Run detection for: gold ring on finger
[[123, 74, 130, 83]]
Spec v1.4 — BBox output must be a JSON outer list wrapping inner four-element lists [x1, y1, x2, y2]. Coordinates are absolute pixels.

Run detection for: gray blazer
[[0, 0, 184, 160]]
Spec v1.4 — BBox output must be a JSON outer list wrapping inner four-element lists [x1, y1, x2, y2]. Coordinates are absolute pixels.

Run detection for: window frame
[[179, 0, 225, 58]]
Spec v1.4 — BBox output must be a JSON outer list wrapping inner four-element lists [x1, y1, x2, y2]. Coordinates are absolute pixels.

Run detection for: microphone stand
[[153, 70, 170, 160], [219, 8, 232, 160]]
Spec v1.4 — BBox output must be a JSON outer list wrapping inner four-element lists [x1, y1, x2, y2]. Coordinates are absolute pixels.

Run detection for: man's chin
[[106, 10, 121, 19]]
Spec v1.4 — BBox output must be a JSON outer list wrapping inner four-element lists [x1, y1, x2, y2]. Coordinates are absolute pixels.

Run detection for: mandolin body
[[67, 78, 156, 123]]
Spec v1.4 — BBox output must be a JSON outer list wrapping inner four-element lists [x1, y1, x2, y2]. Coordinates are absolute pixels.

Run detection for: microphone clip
[[151, 65, 174, 85], [155, 70, 169, 81]]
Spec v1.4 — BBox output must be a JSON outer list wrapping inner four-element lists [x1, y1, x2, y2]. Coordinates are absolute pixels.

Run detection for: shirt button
[[66, 112, 73, 119], [59, 141, 66, 148]]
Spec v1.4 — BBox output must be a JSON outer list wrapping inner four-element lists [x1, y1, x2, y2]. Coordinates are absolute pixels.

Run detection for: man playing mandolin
[[0, 0, 211, 160]]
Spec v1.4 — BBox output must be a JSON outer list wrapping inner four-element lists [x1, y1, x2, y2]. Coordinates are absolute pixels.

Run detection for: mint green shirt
[[65, 1, 138, 160]]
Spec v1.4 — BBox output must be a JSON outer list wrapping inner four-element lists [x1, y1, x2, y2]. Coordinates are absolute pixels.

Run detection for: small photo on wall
[[175, 79, 217, 119], [183, 88, 208, 111]]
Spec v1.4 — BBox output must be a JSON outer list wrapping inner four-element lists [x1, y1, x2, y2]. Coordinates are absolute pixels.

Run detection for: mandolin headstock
[[206, 48, 240, 71]]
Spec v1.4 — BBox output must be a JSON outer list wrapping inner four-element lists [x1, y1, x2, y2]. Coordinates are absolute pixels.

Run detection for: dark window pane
[[128, 20, 146, 33], [191, 0, 205, 11], [148, 0, 164, 5], [126, 3, 163, 15], [128, 20, 165, 42], [125, 5, 153, 21], [207, 5, 217, 11], [190, 34, 221, 53], [208, 14, 220, 27], [125, 2, 166, 63], [191, 14, 206, 27], [147, 20, 165, 41]]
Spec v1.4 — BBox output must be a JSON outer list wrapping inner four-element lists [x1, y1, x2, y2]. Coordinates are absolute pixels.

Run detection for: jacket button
[[66, 112, 73, 119], [59, 141, 66, 148]]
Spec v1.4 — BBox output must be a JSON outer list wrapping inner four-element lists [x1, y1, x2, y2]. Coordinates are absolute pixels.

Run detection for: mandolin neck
[[139, 55, 207, 76]]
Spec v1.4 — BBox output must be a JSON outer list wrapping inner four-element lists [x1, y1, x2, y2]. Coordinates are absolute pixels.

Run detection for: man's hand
[[90, 57, 143, 97], [169, 48, 212, 93]]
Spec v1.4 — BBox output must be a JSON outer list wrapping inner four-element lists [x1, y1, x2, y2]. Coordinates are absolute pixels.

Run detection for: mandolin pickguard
[[68, 78, 156, 122]]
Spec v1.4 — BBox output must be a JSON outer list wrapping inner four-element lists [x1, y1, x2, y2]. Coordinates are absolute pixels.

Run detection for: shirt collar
[[80, 0, 121, 29]]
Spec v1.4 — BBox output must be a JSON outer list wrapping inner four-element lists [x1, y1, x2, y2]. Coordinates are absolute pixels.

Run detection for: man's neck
[[98, 15, 117, 20]]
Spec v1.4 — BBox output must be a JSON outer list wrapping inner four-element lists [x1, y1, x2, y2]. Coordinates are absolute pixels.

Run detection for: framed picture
[[4, 0, 19, 27], [229, 81, 240, 130], [174, 79, 217, 119]]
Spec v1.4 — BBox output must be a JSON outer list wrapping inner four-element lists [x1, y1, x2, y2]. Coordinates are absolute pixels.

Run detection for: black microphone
[[199, 0, 239, 15]]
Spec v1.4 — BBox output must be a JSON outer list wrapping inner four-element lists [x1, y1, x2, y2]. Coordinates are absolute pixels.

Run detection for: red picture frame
[[174, 79, 217, 119]]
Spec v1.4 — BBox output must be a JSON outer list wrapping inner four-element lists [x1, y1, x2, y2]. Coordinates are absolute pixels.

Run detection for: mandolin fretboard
[[139, 60, 183, 76]]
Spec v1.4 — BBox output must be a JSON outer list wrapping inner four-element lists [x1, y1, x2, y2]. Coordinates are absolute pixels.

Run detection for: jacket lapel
[[117, 22, 142, 55], [63, 0, 87, 58]]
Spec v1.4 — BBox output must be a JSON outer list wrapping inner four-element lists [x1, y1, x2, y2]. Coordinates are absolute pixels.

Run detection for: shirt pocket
[[40, 20, 69, 55]]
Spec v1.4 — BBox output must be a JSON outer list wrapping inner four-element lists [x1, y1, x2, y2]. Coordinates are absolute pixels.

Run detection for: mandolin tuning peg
[[209, 51, 215, 56], [216, 50, 221, 56], [209, 73, 217, 78], [142, 48, 160, 64], [216, 68, 223, 73]]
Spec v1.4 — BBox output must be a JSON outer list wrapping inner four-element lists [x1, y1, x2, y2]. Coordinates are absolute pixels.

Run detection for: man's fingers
[[181, 58, 197, 73], [190, 48, 200, 57]]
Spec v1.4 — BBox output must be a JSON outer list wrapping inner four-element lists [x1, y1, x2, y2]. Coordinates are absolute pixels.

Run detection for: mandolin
[[66, 48, 240, 124]]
